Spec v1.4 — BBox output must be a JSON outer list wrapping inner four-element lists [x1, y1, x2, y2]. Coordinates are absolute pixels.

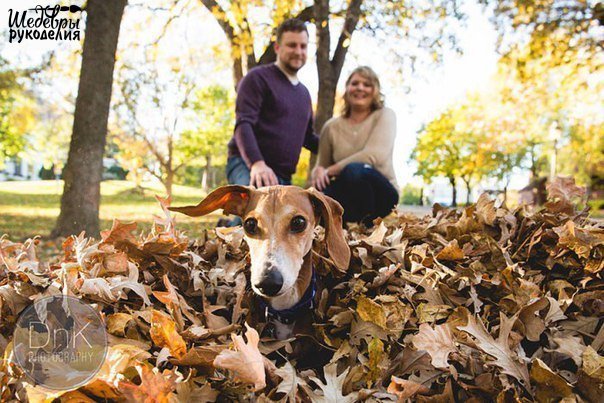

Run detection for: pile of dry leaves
[[0, 177, 602, 402]]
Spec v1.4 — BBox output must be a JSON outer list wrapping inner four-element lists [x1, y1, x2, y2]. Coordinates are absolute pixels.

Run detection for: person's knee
[[377, 188, 399, 217], [339, 163, 367, 183], [226, 157, 251, 185]]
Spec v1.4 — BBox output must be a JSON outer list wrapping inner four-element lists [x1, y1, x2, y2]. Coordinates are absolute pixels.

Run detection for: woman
[[311, 66, 399, 226]]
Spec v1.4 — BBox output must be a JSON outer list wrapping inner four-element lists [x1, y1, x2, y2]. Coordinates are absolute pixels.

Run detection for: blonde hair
[[342, 66, 384, 118]]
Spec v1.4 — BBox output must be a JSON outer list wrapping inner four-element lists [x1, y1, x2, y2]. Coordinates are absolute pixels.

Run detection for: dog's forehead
[[245, 186, 314, 216]]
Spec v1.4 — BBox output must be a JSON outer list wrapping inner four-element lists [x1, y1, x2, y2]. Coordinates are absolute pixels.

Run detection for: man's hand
[[311, 165, 330, 191], [250, 160, 279, 188]]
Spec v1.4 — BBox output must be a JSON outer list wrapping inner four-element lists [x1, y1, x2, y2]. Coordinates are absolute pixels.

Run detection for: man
[[226, 18, 319, 190]]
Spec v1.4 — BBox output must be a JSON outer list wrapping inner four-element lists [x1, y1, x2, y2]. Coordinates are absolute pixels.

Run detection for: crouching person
[[311, 66, 399, 227]]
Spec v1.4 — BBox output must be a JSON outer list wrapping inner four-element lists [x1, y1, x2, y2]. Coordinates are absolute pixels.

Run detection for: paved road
[[396, 204, 432, 217]]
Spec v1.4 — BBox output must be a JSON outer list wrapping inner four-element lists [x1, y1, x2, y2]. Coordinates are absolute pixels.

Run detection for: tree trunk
[[449, 176, 457, 207], [307, 79, 337, 176], [529, 145, 538, 179], [201, 169, 208, 192], [231, 46, 244, 88], [463, 177, 472, 205], [165, 170, 174, 197], [52, 0, 126, 238], [307, 0, 363, 183], [419, 187, 424, 206], [201, 154, 211, 192], [502, 176, 511, 206]]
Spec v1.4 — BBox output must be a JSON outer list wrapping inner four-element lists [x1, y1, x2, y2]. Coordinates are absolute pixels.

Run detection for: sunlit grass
[[0, 180, 219, 241]]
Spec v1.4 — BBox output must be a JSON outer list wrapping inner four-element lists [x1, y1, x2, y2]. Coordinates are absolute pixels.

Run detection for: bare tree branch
[[257, 5, 315, 65], [199, 0, 236, 41], [331, 0, 363, 76]]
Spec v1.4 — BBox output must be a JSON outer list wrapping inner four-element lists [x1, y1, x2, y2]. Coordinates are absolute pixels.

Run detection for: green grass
[[0, 180, 220, 241], [2, 180, 601, 242]]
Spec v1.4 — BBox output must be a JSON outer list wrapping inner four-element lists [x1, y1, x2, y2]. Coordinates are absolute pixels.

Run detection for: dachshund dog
[[169, 185, 350, 338]]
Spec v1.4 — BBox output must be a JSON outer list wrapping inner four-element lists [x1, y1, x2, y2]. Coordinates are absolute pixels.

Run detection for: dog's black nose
[[255, 269, 283, 296]]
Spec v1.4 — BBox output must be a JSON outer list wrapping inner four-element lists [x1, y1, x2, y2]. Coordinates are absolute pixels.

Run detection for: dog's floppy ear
[[168, 185, 252, 217], [307, 188, 350, 274]]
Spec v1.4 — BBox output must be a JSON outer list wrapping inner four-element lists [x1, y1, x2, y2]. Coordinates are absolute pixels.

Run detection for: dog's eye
[[290, 216, 307, 233], [244, 218, 259, 235]]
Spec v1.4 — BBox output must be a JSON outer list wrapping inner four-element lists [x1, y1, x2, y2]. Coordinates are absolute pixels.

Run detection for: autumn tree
[[412, 89, 533, 206], [52, 0, 127, 238], [112, 60, 197, 197], [412, 110, 466, 207], [493, 42, 603, 188], [414, 37, 603, 205], [558, 123, 604, 193], [25, 102, 72, 177], [180, 85, 234, 192], [0, 57, 35, 163], [483, 0, 603, 65]]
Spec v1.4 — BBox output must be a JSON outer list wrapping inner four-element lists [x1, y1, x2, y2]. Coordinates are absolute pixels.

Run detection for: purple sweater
[[227, 64, 319, 180]]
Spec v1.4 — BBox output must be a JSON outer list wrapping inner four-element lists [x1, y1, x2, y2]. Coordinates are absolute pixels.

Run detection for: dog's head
[[169, 185, 350, 308]]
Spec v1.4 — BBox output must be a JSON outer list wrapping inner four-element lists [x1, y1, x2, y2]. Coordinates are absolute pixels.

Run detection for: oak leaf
[[356, 295, 387, 329], [349, 318, 388, 345], [530, 358, 573, 401], [577, 346, 604, 402], [475, 193, 497, 226], [174, 380, 219, 402], [553, 220, 602, 259], [106, 312, 134, 336], [275, 361, 308, 402], [412, 323, 457, 369], [582, 346, 604, 380], [100, 220, 138, 244], [169, 345, 225, 367], [436, 240, 465, 261], [367, 338, 385, 386], [149, 309, 187, 359], [387, 376, 430, 401], [83, 344, 152, 400], [517, 298, 548, 342], [118, 365, 179, 403], [213, 323, 266, 391], [547, 333, 586, 366], [306, 362, 359, 403], [545, 176, 586, 214], [458, 314, 530, 387]]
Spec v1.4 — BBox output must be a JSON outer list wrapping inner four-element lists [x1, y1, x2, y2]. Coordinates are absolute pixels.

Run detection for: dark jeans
[[323, 162, 398, 227], [223, 156, 291, 226]]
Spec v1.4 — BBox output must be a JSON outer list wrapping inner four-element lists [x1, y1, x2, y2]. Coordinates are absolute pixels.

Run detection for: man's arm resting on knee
[[235, 125, 277, 187], [234, 122, 263, 167]]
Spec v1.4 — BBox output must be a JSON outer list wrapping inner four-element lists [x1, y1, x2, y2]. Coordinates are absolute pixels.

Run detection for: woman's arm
[[316, 121, 335, 168], [312, 123, 335, 189]]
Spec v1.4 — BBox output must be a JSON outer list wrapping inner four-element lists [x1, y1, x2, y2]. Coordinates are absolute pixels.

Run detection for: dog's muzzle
[[254, 266, 283, 296]]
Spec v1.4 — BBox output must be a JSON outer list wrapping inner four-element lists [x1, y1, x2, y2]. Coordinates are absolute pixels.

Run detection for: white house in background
[[0, 157, 120, 181], [0, 158, 45, 181]]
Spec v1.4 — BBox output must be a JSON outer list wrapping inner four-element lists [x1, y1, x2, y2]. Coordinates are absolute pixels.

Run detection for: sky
[[1, 0, 525, 191]]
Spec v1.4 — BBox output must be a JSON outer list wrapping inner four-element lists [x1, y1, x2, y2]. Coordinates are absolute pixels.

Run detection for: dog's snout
[[255, 268, 283, 296]]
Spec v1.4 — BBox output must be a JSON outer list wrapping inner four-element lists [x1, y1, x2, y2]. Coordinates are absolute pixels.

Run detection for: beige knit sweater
[[316, 107, 398, 190]]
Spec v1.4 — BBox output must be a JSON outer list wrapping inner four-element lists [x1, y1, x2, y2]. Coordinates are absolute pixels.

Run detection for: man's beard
[[283, 59, 304, 73]]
